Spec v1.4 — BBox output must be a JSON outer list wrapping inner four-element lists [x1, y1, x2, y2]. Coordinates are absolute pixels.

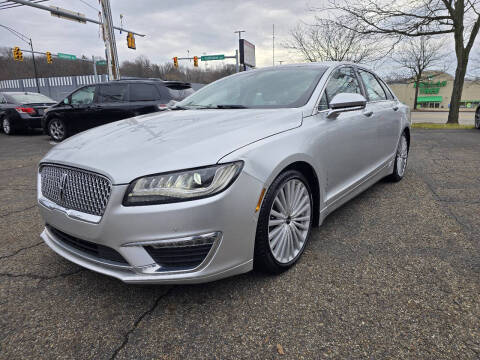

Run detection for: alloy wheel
[[49, 120, 65, 141], [268, 179, 311, 264], [475, 113, 480, 129], [3, 118, 10, 134], [396, 134, 408, 177]]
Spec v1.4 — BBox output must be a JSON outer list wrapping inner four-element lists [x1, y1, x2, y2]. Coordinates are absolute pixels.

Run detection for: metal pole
[[272, 24, 275, 67], [235, 49, 239, 73], [92, 55, 98, 82], [100, 0, 120, 80], [29, 39, 40, 93]]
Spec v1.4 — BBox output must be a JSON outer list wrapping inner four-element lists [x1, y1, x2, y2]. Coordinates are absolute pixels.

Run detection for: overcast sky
[[0, 0, 316, 69]]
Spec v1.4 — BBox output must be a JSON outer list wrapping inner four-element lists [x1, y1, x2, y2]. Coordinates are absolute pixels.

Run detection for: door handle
[[392, 106, 399, 111], [87, 105, 101, 111], [363, 111, 374, 117]]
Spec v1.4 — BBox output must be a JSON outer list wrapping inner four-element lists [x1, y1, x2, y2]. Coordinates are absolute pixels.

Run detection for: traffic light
[[46, 51, 53, 64], [173, 56, 178, 68], [127, 32, 136, 49], [193, 56, 198, 67], [12, 46, 23, 61]]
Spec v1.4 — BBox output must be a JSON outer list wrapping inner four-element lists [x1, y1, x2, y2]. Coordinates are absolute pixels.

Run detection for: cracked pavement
[[0, 129, 479, 359]]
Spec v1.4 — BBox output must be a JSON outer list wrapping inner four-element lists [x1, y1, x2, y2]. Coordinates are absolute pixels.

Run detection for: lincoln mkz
[[37, 62, 410, 284]]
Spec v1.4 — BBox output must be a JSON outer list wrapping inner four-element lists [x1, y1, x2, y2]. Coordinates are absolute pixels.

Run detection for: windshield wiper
[[215, 104, 248, 109]]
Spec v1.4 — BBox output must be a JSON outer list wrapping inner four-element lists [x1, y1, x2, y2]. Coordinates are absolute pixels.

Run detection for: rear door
[[95, 83, 130, 124], [356, 69, 399, 165]]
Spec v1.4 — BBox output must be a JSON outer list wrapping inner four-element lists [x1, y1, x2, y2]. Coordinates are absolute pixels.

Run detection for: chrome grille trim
[[40, 164, 112, 217]]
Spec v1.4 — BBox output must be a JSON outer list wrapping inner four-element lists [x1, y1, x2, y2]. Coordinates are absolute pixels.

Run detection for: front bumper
[[38, 170, 263, 284]]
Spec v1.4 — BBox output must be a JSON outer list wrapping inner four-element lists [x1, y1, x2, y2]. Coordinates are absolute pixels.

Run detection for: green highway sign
[[201, 54, 225, 61], [57, 53, 77, 60], [96, 60, 107, 65]]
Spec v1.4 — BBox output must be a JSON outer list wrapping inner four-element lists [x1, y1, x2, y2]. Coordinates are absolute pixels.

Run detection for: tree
[[393, 36, 445, 110], [284, 19, 388, 63], [324, 0, 480, 123]]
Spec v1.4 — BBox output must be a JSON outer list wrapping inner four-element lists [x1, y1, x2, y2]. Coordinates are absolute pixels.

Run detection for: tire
[[254, 170, 313, 274], [387, 132, 409, 182], [475, 111, 480, 129], [48, 118, 68, 141], [2, 116, 14, 135]]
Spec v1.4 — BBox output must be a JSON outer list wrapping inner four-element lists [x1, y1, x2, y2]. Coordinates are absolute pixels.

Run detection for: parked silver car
[[37, 62, 410, 284]]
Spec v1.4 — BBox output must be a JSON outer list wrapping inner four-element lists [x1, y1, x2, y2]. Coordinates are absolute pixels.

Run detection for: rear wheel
[[48, 118, 68, 141], [475, 111, 480, 129], [2, 116, 14, 135], [254, 170, 313, 273]]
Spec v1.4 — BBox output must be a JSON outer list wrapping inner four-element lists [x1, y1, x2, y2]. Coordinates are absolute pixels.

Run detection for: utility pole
[[29, 38, 40, 93], [272, 24, 275, 67], [100, 0, 120, 80]]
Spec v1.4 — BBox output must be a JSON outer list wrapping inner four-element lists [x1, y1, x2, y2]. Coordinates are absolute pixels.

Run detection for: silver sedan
[[37, 62, 410, 284]]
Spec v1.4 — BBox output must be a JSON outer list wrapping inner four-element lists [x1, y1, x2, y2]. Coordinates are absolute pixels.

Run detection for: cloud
[[0, 0, 315, 68]]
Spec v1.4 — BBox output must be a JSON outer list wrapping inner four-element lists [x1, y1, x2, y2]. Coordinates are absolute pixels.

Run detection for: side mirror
[[327, 93, 367, 118]]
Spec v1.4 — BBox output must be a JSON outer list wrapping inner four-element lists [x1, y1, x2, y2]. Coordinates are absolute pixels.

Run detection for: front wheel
[[48, 118, 68, 142], [388, 132, 409, 182], [254, 170, 313, 273], [475, 111, 480, 129]]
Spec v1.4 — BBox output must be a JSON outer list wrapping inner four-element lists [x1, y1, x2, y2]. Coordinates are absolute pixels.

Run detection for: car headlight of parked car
[[123, 161, 243, 206]]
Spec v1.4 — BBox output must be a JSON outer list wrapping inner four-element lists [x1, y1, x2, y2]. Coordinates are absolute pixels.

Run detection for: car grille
[[40, 165, 112, 217], [145, 243, 213, 270], [47, 225, 128, 265]]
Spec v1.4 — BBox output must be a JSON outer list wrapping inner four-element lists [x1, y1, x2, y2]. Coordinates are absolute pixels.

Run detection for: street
[[0, 129, 479, 359]]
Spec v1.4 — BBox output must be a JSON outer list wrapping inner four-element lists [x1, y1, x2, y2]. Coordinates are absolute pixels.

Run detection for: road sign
[[58, 53, 77, 60], [201, 54, 225, 61], [96, 60, 107, 65]]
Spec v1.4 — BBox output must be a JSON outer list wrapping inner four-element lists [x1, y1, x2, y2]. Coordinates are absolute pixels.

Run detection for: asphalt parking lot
[[1, 129, 479, 359]]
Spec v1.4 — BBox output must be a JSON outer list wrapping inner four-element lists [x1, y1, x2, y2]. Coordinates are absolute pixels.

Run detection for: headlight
[[123, 161, 243, 206]]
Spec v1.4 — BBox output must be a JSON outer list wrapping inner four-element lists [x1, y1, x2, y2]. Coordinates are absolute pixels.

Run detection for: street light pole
[[29, 38, 40, 93]]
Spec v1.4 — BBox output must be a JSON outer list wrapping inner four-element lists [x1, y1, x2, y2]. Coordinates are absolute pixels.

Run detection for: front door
[[312, 66, 377, 205], [69, 85, 97, 132]]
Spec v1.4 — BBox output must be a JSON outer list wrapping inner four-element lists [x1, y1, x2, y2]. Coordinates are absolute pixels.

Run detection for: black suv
[[42, 79, 194, 141]]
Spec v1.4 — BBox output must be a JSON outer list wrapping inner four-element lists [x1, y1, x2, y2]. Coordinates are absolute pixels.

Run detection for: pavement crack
[[0, 242, 43, 260], [110, 287, 173, 360], [0, 205, 37, 218], [0, 268, 84, 280]]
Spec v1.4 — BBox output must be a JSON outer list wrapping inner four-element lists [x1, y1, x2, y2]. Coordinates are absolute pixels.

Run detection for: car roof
[[0, 91, 42, 95]]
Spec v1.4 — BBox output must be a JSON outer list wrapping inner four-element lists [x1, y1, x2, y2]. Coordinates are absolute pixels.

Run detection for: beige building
[[389, 72, 480, 111]]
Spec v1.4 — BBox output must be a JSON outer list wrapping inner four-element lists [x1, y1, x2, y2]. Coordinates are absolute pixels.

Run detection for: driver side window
[[325, 67, 361, 100], [71, 86, 95, 105]]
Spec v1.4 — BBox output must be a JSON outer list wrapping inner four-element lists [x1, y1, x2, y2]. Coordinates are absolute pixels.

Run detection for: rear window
[[5, 92, 55, 104], [97, 84, 128, 103], [130, 83, 160, 101], [166, 84, 194, 101]]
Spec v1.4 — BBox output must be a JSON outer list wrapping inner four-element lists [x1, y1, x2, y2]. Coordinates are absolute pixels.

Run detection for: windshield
[[6, 92, 55, 104], [177, 67, 326, 109]]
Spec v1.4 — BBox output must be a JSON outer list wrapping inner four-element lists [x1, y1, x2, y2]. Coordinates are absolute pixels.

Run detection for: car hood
[[41, 108, 303, 184]]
